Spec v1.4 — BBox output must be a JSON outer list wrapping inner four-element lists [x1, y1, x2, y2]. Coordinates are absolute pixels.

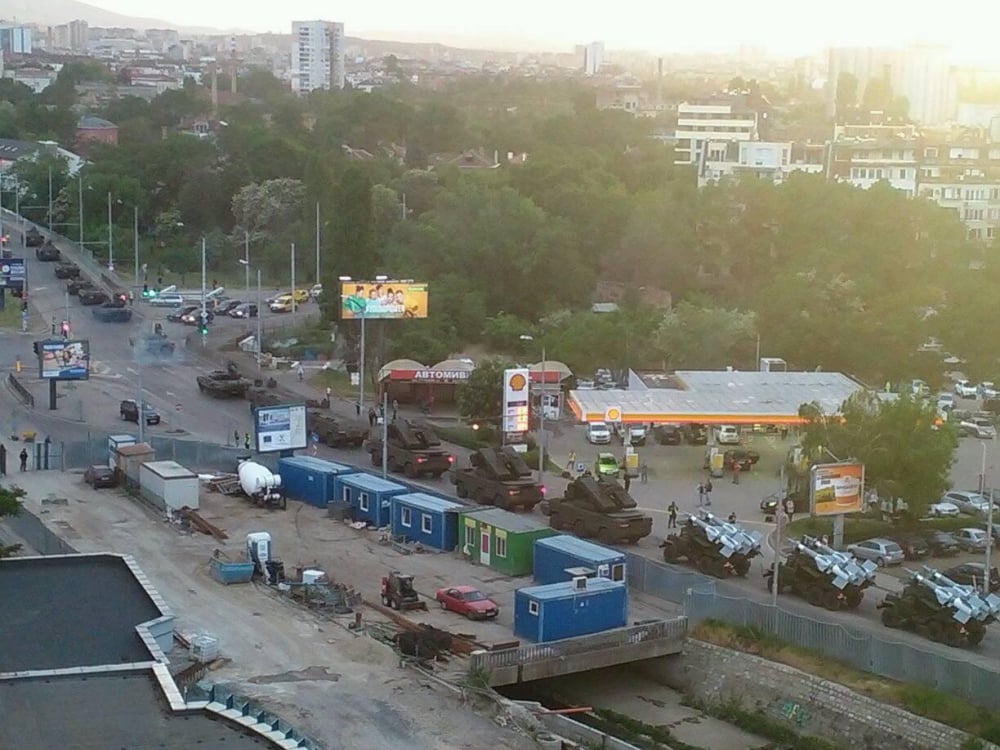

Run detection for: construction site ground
[[11, 471, 546, 750]]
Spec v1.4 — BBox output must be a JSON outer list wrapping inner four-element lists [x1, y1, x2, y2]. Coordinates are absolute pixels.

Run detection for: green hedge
[[786, 515, 981, 544]]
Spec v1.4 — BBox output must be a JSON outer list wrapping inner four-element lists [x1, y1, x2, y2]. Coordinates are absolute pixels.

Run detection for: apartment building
[[698, 141, 825, 188], [828, 123, 920, 196], [290, 20, 345, 95], [51, 20, 89, 52], [674, 100, 758, 166], [582, 41, 604, 76]]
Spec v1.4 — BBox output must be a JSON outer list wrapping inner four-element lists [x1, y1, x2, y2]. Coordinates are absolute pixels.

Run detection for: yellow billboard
[[341, 281, 428, 319], [811, 462, 865, 516]]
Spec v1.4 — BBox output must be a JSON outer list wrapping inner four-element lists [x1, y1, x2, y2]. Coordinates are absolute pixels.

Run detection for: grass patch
[[689, 696, 845, 750], [584, 708, 700, 750], [308, 369, 357, 397], [692, 619, 1000, 741], [0, 298, 22, 330]]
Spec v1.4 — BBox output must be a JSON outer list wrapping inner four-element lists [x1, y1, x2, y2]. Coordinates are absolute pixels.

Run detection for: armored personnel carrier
[[764, 536, 876, 610], [305, 410, 367, 448], [196, 361, 251, 399], [661, 510, 762, 577], [450, 446, 544, 511], [545, 474, 652, 544], [879, 566, 1000, 647], [129, 330, 175, 357], [365, 419, 453, 479]]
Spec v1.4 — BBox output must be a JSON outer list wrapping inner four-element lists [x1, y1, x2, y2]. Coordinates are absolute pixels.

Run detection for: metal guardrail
[[469, 617, 687, 672], [7, 373, 34, 408]]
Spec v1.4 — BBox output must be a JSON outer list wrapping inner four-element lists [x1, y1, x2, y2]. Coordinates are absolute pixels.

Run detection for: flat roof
[[395, 492, 463, 513], [519, 577, 624, 600], [0, 555, 162, 672], [0, 670, 270, 750], [535, 534, 623, 562], [279, 455, 355, 474], [460, 506, 552, 533], [143, 460, 198, 478], [339, 472, 408, 492], [569, 370, 863, 424]]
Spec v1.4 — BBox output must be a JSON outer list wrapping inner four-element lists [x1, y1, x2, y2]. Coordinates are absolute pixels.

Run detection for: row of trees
[[3, 66, 996, 386]]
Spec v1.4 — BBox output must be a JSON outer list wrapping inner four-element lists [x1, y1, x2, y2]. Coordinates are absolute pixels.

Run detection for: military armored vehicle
[[879, 566, 1000, 647], [661, 510, 762, 577], [197, 361, 251, 398], [66, 278, 95, 295], [545, 474, 652, 544], [365, 419, 453, 479], [450, 446, 544, 511], [129, 330, 175, 357], [305, 409, 367, 448], [92, 304, 132, 322], [764, 536, 876, 610], [54, 262, 80, 279], [35, 241, 60, 261], [25, 227, 44, 247]]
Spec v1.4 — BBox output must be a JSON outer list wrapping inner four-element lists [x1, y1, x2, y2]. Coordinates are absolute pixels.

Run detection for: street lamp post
[[315, 201, 321, 284], [243, 232, 250, 315], [983, 443, 995, 596], [290, 242, 296, 330], [519, 334, 546, 488], [77, 174, 84, 245], [133, 206, 139, 285], [106, 192, 114, 271], [239, 257, 263, 381], [200, 237, 207, 346], [47, 167, 52, 231]]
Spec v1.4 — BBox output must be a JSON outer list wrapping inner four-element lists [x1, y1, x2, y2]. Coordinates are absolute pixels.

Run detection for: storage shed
[[514, 577, 628, 643], [114, 442, 154, 486], [533, 535, 627, 585], [139, 460, 199, 512], [107, 434, 136, 468], [277, 456, 356, 508], [458, 506, 557, 577], [334, 472, 408, 527], [390, 493, 463, 551]]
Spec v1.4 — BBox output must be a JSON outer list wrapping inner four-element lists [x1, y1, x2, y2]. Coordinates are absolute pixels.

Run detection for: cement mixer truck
[[237, 459, 286, 509]]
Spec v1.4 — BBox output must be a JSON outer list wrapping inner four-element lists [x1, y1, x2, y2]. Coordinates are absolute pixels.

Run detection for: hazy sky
[[89, 0, 1000, 62]]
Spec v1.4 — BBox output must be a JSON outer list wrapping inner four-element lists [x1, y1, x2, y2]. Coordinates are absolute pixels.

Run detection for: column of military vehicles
[[661, 511, 763, 577]]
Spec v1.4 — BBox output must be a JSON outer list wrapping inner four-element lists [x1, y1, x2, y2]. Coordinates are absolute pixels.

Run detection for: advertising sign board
[[502, 368, 530, 446], [810, 462, 865, 516], [39, 339, 90, 380], [1, 257, 25, 289], [340, 280, 428, 319], [254, 403, 308, 453]]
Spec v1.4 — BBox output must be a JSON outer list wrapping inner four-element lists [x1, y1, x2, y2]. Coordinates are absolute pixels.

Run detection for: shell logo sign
[[605, 406, 622, 422], [508, 372, 527, 392]]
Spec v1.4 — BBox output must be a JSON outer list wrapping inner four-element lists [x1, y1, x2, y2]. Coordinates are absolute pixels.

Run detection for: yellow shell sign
[[605, 406, 622, 422], [508, 373, 527, 391]]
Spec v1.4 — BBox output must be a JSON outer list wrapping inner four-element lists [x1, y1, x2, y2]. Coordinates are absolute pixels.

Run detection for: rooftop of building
[[0, 554, 163, 672], [76, 115, 117, 129], [0, 670, 270, 750], [459, 506, 552, 533]]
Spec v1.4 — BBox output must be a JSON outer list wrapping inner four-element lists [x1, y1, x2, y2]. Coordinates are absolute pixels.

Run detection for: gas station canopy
[[568, 370, 865, 425]]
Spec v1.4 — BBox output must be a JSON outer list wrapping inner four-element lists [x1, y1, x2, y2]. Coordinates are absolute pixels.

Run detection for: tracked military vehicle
[[129, 330, 175, 357], [661, 510, 762, 577], [450, 446, 544, 511], [879, 566, 1000, 647], [365, 419, 453, 479], [545, 474, 652, 544], [305, 410, 367, 448], [764, 536, 877, 610], [197, 361, 251, 399]]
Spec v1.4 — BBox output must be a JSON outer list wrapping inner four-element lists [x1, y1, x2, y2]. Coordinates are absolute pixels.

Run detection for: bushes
[[785, 514, 978, 544]]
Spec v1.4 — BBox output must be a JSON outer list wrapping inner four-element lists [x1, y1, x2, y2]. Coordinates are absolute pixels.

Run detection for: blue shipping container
[[533, 535, 627, 585], [390, 492, 463, 550], [334, 472, 408, 527], [277, 456, 356, 508], [514, 578, 628, 643]]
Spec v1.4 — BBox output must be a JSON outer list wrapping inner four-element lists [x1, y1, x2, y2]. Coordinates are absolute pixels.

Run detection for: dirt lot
[[16, 471, 542, 750]]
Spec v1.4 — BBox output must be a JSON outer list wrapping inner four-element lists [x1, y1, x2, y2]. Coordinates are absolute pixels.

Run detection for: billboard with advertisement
[[502, 368, 530, 446], [254, 403, 308, 453], [39, 339, 90, 380], [341, 280, 428, 320], [810, 462, 865, 516], [0, 257, 25, 289]]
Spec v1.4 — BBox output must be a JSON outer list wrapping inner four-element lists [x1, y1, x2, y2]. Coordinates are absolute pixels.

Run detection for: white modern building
[[583, 41, 604, 76], [674, 101, 759, 166], [290, 20, 345, 95], [698, 141, 825, 187]]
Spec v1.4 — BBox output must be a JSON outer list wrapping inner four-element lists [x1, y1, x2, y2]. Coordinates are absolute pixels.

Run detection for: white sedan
[[955, 380, 979, 398], [926, 501, 960, 518]]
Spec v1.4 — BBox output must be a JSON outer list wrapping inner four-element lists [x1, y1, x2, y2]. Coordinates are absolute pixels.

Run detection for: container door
[[611, 562, 625, 582], [480, 527, 491, 565]]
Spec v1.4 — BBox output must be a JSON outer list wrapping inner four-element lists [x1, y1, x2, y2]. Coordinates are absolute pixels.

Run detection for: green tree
[[654, 302, 758, 370], [0, 484, 26, 558], [230, 178, 307, 273], [456, 358, 506, 422], [798, 392, 956, 518]]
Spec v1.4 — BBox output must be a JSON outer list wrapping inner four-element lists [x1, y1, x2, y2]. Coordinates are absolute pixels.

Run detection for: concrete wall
[[641, 640, 997, 750], [2, 506, 77, 556]]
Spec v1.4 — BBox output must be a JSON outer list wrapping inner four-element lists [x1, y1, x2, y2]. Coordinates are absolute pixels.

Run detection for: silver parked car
[[846, 537, 905, 567], [941, 491, 997, 516], [954, 527, 991, 552]]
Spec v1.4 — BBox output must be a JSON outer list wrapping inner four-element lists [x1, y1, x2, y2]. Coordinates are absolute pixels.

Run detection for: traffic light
[[60, 321, 70, 338], [199, 310, 209, 335], [142, 284, 150, 298]]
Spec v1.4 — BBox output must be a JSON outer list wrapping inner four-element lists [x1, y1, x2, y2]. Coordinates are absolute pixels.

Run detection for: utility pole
[[983, 443, 994, 596], [47, 166, 52, 231], [200, 237, 207, 346], [106, 192, 114, 271], [78, 174, 83, 245], [315, 201, 321, 283], [137, 359, 144, 444], [290, 242, 296, 329], [243, 232, 250, 329], [256, 268, 263, 382], [771, 464, 786, 607], [358, 306, 366, 415], [539, 345, 546, 489], [133, 205, 139, 285], [382, 390, 389, 479]]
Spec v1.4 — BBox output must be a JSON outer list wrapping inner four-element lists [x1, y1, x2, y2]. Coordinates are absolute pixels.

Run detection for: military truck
[[306, 409, 367, 448], [879, 566, 1000, 647], [129, 330, 175, 357], [450, 446, 544, 511], [92, 304, 132, 323], [764, 536, 876, 610], [545, 474, 652, 544], [365, 419, 453, 479], [197, 361, 251, 398], [660, 511, 762, 578]]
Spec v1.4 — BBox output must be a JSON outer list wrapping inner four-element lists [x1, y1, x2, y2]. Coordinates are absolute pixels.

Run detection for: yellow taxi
[[269, 295, 296, 313]]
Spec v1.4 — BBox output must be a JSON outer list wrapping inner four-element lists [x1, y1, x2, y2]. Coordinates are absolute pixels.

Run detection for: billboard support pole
[[771, 463, 785, 607], [381, 390, 388, 480], [48, 379, 56, 410], [832, 514, 845, 549], [358, 307, 366, 414]]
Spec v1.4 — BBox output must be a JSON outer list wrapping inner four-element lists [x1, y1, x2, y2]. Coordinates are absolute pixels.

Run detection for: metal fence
[[627, 551, 1000, 711], [469, 618, 688, 672]]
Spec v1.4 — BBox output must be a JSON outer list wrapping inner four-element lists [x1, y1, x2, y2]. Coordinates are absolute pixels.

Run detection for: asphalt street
[[5, 215, 1000, 673]]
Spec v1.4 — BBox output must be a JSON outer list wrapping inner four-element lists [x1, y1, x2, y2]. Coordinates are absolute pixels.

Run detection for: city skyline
[[71, 0, 1000, 64]]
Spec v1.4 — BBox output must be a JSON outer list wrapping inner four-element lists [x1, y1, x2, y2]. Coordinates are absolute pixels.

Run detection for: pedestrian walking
[[640, 461, 648, 484], [233, 429, 239, 446], [128, 290, 134, 306], [732, 463, 741, 485], [697, 482, 706, 507], [780, 426, 789, 440], [727, 512, 737, 523], [704, 478, 713, 504], [368, 407, 376, 427], [392, 398, 399, 421], [19, 448, 28, 472], [355, 402, 361, 417], [325, 386, 332, 402], [0, 443, 6, 476], [244, 432, 251, 451], [624, 473, 632, 492], [296, 363, 305, 381], [784, 498, 795, 523], [667, 501, 678, 528]]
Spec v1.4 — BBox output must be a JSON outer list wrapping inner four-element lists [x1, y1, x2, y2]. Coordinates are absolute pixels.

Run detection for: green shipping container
[[457, 506, 557, 577]]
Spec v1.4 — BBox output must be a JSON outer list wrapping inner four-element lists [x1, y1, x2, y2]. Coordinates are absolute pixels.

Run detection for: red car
[[435, 586, 500, 620]]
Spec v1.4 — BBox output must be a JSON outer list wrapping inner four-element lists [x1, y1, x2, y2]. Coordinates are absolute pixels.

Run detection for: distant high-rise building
[[826, 45, 956, 126], [0, 25, 31, 55], [290, 20, 345, 95], [583, 41, 604, 76], [51, 20, 88, 52]]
